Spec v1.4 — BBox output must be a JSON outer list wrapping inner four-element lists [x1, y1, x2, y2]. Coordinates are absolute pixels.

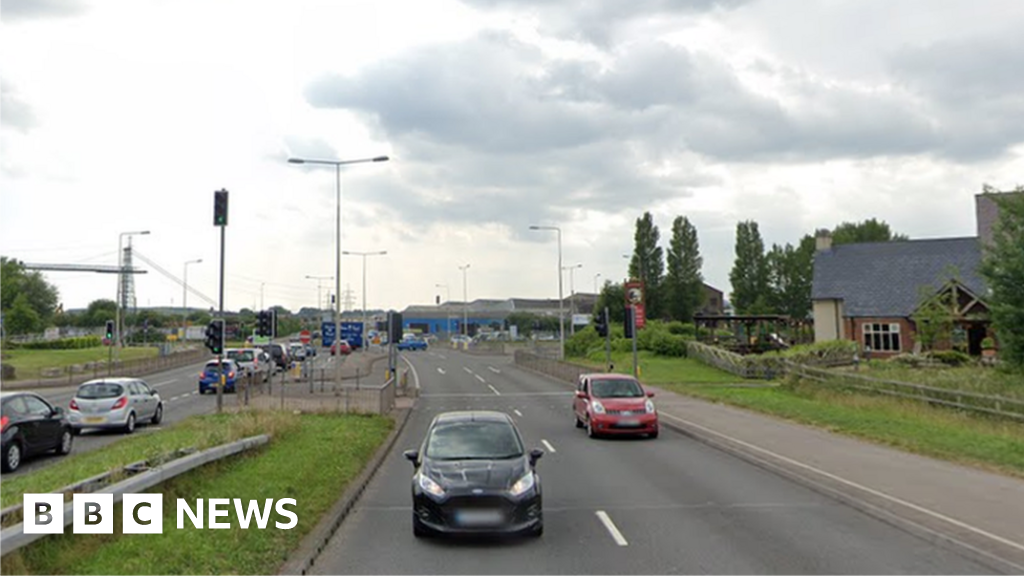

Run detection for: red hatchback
[[331, 340, 352, 356], [573, 374, 658, 439]]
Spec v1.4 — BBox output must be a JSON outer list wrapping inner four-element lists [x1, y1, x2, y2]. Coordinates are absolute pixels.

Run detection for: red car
[[573, 373, 658, 439], [331, 340, 352, 356]]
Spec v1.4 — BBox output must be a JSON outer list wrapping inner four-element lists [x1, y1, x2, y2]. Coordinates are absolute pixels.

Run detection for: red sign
[[299, 330, 312, 344], [624, 281, 646, 330], [634, 303, 646, 329]]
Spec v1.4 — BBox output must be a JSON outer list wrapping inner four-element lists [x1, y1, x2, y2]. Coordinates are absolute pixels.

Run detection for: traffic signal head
[[205, 319, 225, 354], [213, 190, 229, 226], [595, 311, 608, 337], [105, 320, 114, 341], [256, 311, 270, 337], [623, 306, 635, 339]]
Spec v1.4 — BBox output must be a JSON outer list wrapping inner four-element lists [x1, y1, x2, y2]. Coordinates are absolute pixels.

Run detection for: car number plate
[[84, 416, 105, 424], [618, 419, 640, 427], [455, 509, 503, 526]]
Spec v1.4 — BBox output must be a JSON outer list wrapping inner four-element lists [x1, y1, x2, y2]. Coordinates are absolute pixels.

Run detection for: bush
[[20, 336, 101, 350], [565, 327, 601, 358], [650, 332, 687, 357], [665, 322, 696, 337], [981, 337, 996, 350], [926, 350, 972, 367]]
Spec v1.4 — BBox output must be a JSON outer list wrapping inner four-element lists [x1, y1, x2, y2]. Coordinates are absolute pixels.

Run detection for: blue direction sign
[[341, 322, 364, 349], [321, 322, 336, 348]]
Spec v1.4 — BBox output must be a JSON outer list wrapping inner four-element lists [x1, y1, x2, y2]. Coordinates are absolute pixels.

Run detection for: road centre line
[[658, 412, 1024, 555], [541, 439, 556, 453], [420, 392, 570, 397], [152, 379, 176, 387], [437, 368, 446, 375], [488, 366, 501, 374], [463, 367, 473, 374], [596, 511, 628, 546], [487, 385, 501, 396], [438, 354, 447, 360], [475, 374, 486, 383], [514, 409, 524, 417]]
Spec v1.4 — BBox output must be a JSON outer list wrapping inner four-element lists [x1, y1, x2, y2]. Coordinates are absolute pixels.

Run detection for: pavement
[[301, 350, 1015, 573]]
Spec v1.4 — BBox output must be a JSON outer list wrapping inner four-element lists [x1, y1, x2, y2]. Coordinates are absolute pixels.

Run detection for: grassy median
[[2, 347, 160, 380], [1, 412, 393, 575]]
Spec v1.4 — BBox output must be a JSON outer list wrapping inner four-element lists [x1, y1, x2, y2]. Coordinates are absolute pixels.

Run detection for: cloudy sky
[[3, 0, 1023, 315]]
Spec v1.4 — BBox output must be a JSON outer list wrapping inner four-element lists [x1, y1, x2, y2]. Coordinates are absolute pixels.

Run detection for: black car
[[1, 392, 74, 473], [404, 411, 544, 538], [259, 343, 291, 372]]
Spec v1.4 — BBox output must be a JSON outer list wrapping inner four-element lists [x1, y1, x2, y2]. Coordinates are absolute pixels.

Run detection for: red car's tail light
[[69, 399, 80, 411], [229, 372, 235, 379], [111, 397, 128, 410]]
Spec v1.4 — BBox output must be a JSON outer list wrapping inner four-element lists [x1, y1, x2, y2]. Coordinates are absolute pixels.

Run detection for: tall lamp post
[[288, 154, 389, 386], [116, 230, 150, 351], [458, 265, 471, 337], [436, 283, 452, 337], [594, 273, 601, 295], [563, 263, 582, 335], [182, 258, 202, 337], [305, 275, 334, 312], [529, 225, 564, 360], [343, 250, 387, 352]]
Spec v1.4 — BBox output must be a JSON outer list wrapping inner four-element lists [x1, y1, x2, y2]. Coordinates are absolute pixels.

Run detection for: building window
[[863, 323, 901, 352]]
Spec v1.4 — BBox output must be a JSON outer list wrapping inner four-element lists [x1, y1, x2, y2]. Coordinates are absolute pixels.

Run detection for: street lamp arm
[[288, 156, 390, 166]]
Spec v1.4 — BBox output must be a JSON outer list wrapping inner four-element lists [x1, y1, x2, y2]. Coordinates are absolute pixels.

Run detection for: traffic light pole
[[604, 306, 611, 371], [216, 221, 225, 413], [630, 305, 638, 379]]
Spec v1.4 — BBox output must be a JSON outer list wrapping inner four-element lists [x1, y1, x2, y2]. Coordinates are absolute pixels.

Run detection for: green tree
[[912, 286, 956, 352], [6, 293, 42, 335], [767, 235, 816, 318], [978, 189, 1024, 368], [1, 257, 60, 329], [593, 281, 626, 323], [729, 221, 771, 314], [664, 216, 704, 322], [77, 299, 118, 328], [831, 218, 909, 244], [629, 212, 665, 319]]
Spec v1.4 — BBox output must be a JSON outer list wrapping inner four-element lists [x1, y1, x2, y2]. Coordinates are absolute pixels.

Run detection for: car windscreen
[[590, 379, 644, 398], [204, 362, 233, 371], [227, 350, 255, 362], [425, 421, 524, 460], [76, 383, 125, 399]]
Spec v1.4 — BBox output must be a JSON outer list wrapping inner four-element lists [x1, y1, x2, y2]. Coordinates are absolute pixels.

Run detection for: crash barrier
[[238, 369, 397, 415], [3, 348, 208, 389], [513, 350, 592, 384], [0, 435, 269, 556]]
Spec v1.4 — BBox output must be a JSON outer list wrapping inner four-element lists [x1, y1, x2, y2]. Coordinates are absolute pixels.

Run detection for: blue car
[[199, 360, 240, 394], [397, 338, 428, 351]]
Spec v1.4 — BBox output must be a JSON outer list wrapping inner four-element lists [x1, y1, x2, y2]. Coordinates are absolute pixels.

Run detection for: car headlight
[[418, 473, 445, 497], [509, 471, 535, 497], [645, 399, 655, 414], [591, 400, 606, 414]]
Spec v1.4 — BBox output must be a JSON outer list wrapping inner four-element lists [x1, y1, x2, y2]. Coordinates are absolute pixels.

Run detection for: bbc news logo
[[23, 494, 298, 534]]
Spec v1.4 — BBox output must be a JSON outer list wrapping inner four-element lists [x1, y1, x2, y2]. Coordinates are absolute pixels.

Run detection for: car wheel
[[412, 516, 431, 538], [71, 427, 82, 436], [586, 416, 598, 439], [151, 403, 163, 425], [574, 411, 584, 429], [124, 412, 136, 434], [2, 442, 22, 473], [56, 429, 73, 455]]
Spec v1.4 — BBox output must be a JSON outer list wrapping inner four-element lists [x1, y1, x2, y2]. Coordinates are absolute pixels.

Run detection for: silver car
[[226, 348, 270, 383], [68, 378, 163, 434]]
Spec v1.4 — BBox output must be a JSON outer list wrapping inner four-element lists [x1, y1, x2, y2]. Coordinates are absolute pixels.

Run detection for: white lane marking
[[463, 367, 473, 374], [475, 374, 486, 383], [541, 439, 556, 453], [596, 511, 628, 546], [191, 391, 199, 395], [402, 354, 421, 390], [514, 409, 524, 417], [488, 366, 501, 374], [152, 379, 176, 387], [487, 385, 501, 396], [420, 392, 571, 398], [659, 412, 1024, 555], [437, 368, 446, 375], [438, 354, 447, 360]]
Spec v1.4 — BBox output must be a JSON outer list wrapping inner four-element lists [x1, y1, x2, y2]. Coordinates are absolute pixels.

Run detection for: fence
[[685, 341, 786, 380], [787, 362, 1024, 421], [3, 348, 209, 389], [513, 350, 591, 384], [234, 363, 398, 415]]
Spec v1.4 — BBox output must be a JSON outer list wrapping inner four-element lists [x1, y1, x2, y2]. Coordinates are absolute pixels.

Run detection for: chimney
[[976, 192, 1003, 247], [815, 230, 833, 252]]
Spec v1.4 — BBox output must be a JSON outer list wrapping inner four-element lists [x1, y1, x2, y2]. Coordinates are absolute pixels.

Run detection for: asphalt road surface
[[311, 349, 994, 575]]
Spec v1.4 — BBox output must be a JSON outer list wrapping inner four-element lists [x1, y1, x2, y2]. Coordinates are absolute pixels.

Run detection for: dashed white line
[[513, 409, 523, 417], [152, 380, 176, 387], [438, 354, 447, 360], [191, 391, 199, 396], [437, 368, 446, 375], [463, 367, 473, 374], [488, 366, 501, 374], [541, 439, 556, 453], [487, 384, 501, 396], [596, 511, 628, 546], [475, 374, 486, 383]]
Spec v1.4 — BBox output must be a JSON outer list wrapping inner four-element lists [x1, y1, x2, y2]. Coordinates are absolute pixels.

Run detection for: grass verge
[[576, 350, 745, 385], [2, 411, 393, 575], [832, 362, 1024, 400], [2, 347, 159, 379], [663, 379, 1024, 478]]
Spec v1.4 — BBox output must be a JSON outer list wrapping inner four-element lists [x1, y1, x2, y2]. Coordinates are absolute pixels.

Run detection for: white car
[[68, 378, 163, 434]]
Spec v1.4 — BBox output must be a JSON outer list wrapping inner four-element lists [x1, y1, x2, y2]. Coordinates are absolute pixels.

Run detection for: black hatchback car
[[1, 392, 74, 473], [404, 411, 544, 538]]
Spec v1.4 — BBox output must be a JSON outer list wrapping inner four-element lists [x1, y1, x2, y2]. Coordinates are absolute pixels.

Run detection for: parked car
[[397, 337, 428, 351], [331, 340, 352, 356], [260, 343, 291, 371], [289, 343, 307, 362], [199, 360, 241, 394], [572, 373, 658, 439], [68, 378, 163, 435], [1, 392, 74, 473], [304, 343, 317, 358], [226, 348, 270, 383], [403, 411, 544, 538]]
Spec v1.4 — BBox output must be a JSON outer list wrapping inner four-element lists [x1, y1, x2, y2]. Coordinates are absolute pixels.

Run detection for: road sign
[[299, 330, 312, 344], [321, 322, 336, 347]]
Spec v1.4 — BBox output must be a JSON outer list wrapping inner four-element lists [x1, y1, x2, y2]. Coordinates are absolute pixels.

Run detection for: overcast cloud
[[2, 0, 1022, 314]]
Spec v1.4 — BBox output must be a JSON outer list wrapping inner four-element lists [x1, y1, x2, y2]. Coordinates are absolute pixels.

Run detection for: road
[[311, 349, 994, 575]]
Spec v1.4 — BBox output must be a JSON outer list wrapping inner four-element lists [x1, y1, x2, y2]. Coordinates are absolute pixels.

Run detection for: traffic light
[[595, 310, 608, 337], [213, 189, 229, 226], [105, 320, 114, 341], [623, 306, 635, 339], [256, 311, 271, 337], [204, 319, 225, 354]]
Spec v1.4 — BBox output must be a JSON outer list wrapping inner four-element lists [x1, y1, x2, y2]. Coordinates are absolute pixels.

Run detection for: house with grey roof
[[811, 192, 1011, 356]]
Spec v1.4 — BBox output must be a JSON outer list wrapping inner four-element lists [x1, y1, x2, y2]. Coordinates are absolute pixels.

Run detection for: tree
[[593, 281, 626, 323], [912, 285, 957, 352], [1, 257, 60, 330], [6, 293, 42, 335], [664, 216, 704, 322], [831, 218, 909, 245], [629, 212, 665, 319], [77, 299, 118, 328], [766, 235, 816, 318], [979, 189, 1024, 368], [729, 221, 770, 314]]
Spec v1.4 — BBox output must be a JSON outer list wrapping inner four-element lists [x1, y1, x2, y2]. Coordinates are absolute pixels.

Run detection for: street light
[[116, 230, 150, 351], [183, 258, 202, 336], [288, 154, 389, 386], [458, 265, 471, 337], [563, 263, 582, 335], [343, 250, 387, 352], [436, 283, 452, 337], [594, 273, 602, 294], [529, 225, 564, 360], [305, 275, 334, 311]]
